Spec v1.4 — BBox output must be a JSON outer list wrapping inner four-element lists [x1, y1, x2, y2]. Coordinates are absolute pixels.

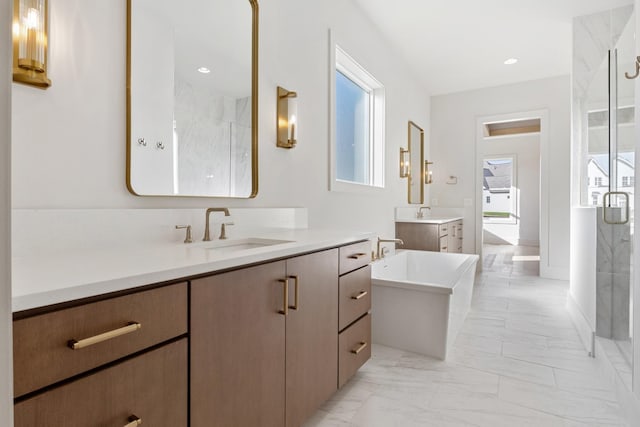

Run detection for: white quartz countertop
[[12, 228, 374, 313], [395, 216, 463, 225]]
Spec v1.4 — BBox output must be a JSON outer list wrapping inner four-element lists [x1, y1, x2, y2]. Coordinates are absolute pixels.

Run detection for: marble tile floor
[[305, 245, 628, 426]]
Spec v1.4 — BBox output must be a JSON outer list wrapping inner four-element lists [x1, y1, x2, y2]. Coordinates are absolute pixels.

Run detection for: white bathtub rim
[[371, 250, 479, 295]]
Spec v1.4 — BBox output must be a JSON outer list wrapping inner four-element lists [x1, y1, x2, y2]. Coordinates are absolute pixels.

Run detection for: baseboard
[[566, 293, 594, 355], [517, 239, 539, 247], [540, 264, 569, 280], [594, 338, 640, 427]]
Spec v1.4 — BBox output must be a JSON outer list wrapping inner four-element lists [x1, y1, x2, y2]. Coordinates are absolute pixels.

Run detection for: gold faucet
[[417, 206, 431, 219], [203, 208, 230, 241], [376, 238, 404, 259]]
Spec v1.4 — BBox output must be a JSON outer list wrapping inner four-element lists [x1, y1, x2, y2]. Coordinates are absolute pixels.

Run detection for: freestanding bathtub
[[371, 249, 479, 359]]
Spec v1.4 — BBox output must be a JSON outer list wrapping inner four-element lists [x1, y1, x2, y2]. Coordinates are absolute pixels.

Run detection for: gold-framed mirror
[[407, 121, 424, 204], [126, 0, 258, 198]]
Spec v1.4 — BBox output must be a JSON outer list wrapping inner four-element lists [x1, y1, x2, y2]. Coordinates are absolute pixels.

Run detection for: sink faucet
[[416, 206, 431, 219], [204, 208, 230, 241], [376, 238, 404, 259]]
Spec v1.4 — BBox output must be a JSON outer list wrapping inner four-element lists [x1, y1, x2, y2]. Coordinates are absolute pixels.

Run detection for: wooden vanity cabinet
[[190, 248, 340, 427], [396, 220, 463, 253], [337, 243, 372, 388], [13, 283, 188, 427]]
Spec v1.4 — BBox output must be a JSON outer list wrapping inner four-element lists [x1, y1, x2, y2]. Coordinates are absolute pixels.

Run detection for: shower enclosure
[[574, 5, 635, 386]]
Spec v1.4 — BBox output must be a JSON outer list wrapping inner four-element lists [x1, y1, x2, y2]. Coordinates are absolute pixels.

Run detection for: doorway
[[476, 113, 545, 276]]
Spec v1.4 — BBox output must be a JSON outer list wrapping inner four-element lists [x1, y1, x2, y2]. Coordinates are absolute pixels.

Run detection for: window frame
[[329, 31, 385, 194]]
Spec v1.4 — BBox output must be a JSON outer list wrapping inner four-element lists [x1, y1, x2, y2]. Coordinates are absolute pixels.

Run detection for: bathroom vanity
[[395, 218, 463, 253], [11, 231, 372, 427]]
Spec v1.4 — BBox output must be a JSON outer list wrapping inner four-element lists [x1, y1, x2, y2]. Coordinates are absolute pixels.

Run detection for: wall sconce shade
[[13, 0, 51, 88], [399, 147, 410, 178], [425, 160, 433, 184], [277, 86, 298, 149]]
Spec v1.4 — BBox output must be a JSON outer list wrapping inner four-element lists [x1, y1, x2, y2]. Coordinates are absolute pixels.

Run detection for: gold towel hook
[[625, 56, 640, 79]]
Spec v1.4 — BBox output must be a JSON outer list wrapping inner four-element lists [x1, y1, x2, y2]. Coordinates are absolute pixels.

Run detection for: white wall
[[1, 0, 13, 423], [483, 134, 540, 246], [11, 0, 430, 241], [431, 77, 570, 279]]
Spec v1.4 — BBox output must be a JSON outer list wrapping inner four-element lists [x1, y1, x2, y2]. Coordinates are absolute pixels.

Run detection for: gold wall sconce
[[277, 86, 298, 149], [399, 147, 410, 178], [425, 161, 433, 184], [12, 0, 51, 88]]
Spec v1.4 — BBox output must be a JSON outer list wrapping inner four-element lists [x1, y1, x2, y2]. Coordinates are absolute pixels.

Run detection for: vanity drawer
[[339, 240, 371, 275], [339, 265, 371, 331], [14, 283, 188, 397], [338, 313, 371, 388], [439, 236, 448, 252], [439, 224, 449, 237], [15, 339, 187, 427]]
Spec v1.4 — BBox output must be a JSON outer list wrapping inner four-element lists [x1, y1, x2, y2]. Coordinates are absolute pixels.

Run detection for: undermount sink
[[197, 238, 294, 254]]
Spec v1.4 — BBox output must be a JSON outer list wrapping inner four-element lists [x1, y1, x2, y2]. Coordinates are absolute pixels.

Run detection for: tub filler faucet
[[376, 238, 404, 259]]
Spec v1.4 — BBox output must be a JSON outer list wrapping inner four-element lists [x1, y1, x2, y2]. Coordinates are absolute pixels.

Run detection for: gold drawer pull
[[125, 415, 142, 427], [351, 290, 368, 300], [348, 253, 368, 260], [68, 322, 142, 350], [351, 341, 368, 355], [278, 278, 289, 316], [288, 275, 300, 310]]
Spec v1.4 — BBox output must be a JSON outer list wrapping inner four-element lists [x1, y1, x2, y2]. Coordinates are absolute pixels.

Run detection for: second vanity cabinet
[[191, 248, 342, 427], [396, 219, 463, 253]]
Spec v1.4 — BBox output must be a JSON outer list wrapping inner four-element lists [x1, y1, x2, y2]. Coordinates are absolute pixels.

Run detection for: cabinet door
[[395, 222, 440, 251], [191, 261, 287, 427], [15, 339, 187, 427], [286, 249, 339, 427]]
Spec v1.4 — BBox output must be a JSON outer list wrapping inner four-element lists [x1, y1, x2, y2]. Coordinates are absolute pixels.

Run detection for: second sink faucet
[[416, 206, 431, 219], [204, 208, 230, 241]]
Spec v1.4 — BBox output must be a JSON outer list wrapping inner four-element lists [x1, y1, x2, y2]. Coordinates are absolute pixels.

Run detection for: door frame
[[475, 109, 549, 276]]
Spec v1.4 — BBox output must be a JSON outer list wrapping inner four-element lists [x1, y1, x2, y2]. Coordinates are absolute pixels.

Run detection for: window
[[592, 193, 600, 206], [587, 177, 590, 186], [595, 177, 603, 187], [622, 176, 630, 187], [330, 38, 385, 192], [482, 156, 516, 223]]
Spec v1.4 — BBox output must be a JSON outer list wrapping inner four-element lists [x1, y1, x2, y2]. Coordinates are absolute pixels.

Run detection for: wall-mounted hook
[[625, 56, 640, 79], [137, 137, 147, 146], [156, 141, 165, 150]]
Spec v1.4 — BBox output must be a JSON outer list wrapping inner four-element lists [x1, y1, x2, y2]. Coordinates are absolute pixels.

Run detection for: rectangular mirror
[[408, 121, 424, 204], [126, 0, 258, 198]]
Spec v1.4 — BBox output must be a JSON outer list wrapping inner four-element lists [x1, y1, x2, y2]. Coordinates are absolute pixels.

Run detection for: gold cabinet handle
[[124, 415, 142, 427], [351, 290, 368, 300], [348, 253, 368, 260], [278, 278, 289, 316], [288, 275, 299, 310], [351, 342, 367, 355], [68, 322, 141, 350]]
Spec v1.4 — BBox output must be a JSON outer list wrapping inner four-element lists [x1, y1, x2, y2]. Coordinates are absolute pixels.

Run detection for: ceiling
[[352, 0, 634, 95]]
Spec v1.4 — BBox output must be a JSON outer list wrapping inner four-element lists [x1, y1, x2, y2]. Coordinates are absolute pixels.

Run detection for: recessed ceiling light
[[504, 58, 518, 65], [197, 67, 211, 74]]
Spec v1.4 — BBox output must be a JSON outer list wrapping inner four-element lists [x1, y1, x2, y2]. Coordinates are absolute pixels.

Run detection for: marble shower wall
[[174, 79, 252, 196], [596, 207, 631, 340]]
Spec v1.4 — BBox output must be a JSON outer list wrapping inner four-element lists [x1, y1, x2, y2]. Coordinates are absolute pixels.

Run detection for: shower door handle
[[602, 192, 630, 225]]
